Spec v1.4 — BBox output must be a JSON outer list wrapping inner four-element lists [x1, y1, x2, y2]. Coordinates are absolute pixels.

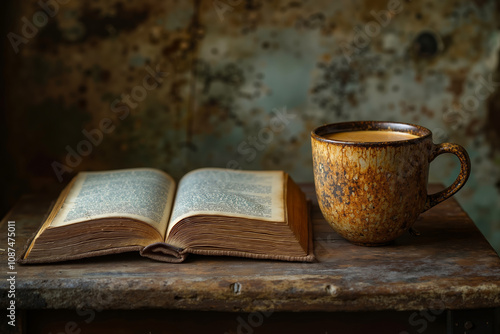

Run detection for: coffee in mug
[[324, 130, 419, 142]]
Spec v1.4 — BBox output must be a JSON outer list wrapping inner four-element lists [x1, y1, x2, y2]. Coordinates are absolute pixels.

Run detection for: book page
[[167, 168, 284, 236], [50, 168, 176, 238]]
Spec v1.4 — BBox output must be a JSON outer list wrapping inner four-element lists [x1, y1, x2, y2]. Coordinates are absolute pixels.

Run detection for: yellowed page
[[50, 168, 176, 239], [166, 168, 284, 237]]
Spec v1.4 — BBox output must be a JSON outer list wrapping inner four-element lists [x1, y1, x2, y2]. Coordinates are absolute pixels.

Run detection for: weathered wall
[[3, 0, 500, 252]]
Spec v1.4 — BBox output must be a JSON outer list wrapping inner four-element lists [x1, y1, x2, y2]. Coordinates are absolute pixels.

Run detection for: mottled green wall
[[3, 0, 500, 252]]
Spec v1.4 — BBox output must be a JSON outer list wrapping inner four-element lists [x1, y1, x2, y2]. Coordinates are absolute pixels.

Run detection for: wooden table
[[1, 184, 499, 334]]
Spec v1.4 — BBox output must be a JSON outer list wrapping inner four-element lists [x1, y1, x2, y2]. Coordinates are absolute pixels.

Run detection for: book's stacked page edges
[[143, 169, 314, 263], [20, 168, 174, 263]]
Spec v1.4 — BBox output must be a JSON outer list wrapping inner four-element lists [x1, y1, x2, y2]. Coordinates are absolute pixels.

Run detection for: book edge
[[140, 242, 187, 263], [180, 200, 316, 263], [18, 245, 145, 264]]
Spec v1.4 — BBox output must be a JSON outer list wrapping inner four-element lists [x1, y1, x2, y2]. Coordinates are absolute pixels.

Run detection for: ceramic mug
[[311, 121, 471, 246]]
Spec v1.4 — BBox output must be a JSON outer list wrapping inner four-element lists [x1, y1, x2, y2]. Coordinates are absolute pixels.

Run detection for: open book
[[20, 168, 314, 263]]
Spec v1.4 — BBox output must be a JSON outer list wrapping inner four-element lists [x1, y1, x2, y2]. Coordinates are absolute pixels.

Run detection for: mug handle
[[423, 143, 471, 212]]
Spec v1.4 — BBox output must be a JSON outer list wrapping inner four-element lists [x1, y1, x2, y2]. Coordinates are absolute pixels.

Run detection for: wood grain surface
[[1, 184, 499, 312]]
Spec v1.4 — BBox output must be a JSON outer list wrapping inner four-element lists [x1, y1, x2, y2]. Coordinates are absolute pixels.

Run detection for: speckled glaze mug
[[311, 121, 471, 246]]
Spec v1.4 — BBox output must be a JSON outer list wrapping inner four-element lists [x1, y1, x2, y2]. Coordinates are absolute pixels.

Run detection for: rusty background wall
[[2, 0, 500, 253]]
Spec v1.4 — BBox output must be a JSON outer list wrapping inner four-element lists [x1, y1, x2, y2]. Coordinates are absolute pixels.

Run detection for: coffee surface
[[324, 130, 419, 142]]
